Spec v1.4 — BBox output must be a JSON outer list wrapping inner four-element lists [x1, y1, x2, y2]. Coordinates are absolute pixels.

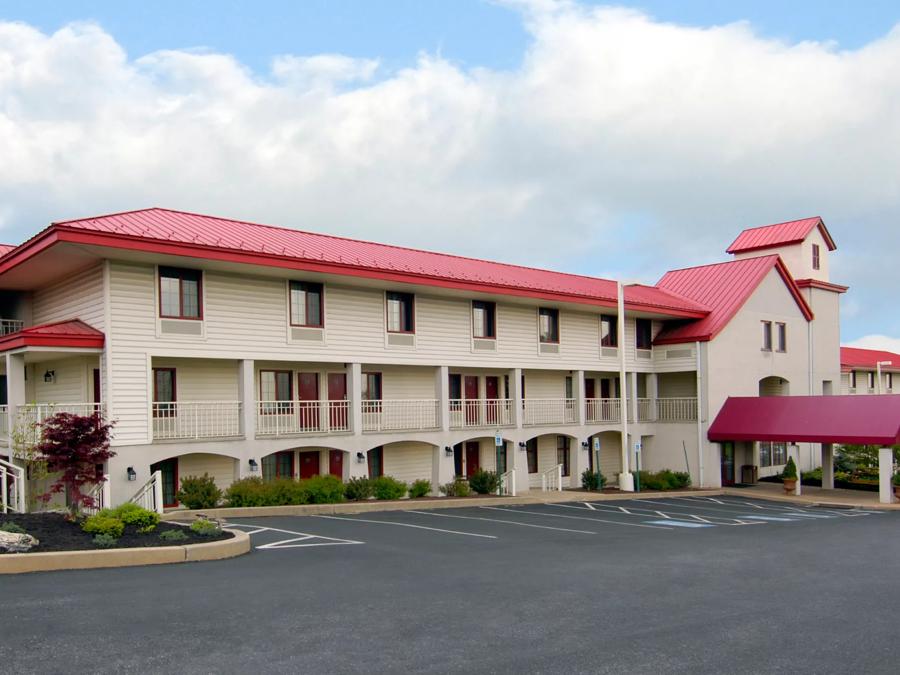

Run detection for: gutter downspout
[[695, 340, 704, 488]]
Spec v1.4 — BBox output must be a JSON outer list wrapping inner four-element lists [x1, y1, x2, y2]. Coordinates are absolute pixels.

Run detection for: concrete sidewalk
[[725, 481, 900, 510]]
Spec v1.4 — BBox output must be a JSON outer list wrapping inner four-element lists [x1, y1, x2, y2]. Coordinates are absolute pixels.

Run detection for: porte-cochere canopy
[[708, 395, 900, 446]]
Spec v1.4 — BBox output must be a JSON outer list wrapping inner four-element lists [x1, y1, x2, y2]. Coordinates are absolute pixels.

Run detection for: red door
[[299, 451, 320, 479], [329, 450, 343, 478], [465, 441, 480, 477], [600, 379, 611, 399], [327, 373, 347, 430], [585, 378, 596, 421], [464, 376, 479, 425], [585, 378, 595, 399], [298, 373, 319, 431], [485, 376, 499, 424]]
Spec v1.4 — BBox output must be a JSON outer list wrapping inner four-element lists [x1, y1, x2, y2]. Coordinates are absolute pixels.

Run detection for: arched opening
[[261, 446, 348, 481], [374, 441, 437, 484], [522, 433, 579, 489], [759, 376, 790, 397], [450, 436, 514, 479], [149, 452, 239, 508], [587, 431, 623, 487]]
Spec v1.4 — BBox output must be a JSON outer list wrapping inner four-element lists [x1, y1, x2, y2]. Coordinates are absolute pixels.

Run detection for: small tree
[[36, 412, 115, 519], [11, 411, 49, 510], [782, 456, 798, 481]]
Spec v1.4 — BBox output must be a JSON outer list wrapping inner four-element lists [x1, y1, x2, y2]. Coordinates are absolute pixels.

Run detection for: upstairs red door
[[298, 373, 319, 431], [465, 441, 480, 477], [464, 376, 479, 425], [328, 450, 343, 478], [585, 378, 596, 399], [299, 451, 320, 479], [328, 373, 347, 430], [485, 376, 499, 424]]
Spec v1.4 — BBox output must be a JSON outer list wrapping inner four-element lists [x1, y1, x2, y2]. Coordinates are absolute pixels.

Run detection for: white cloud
[[0, 2, 898, 344], [846, 335, 900, 354]]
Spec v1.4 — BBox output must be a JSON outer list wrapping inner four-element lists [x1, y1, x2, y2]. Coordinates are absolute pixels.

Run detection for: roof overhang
[[0, 319, 105, 353], [795, 278, 849, 294], [708, 395, 900, 446]]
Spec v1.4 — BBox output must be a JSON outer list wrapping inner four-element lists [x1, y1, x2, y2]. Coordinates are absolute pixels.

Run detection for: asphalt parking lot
[[3, 495, 899, 674]]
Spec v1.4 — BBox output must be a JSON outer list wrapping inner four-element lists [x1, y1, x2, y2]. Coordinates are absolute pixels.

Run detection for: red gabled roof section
[[0, 244, 14, 256], [0, 319, 105, 352], [652, 255, 813, 345], [726, 216, 836, 254], [840, 346, 900, 373], [0, 208, 709, 318], [708, 395, 900, 445]]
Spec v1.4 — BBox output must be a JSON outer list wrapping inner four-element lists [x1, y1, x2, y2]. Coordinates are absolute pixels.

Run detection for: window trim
[[867, 371, 876, 390], [600, 314, 618, 348], [152, 367, 177, 417], [887, 372, 893, 391], [288, 281, 324, 328], [812, 243, 820, 271], [850, 371, 857, 389], [385, 291, 416, 334], [775, 322, 787, 353], [538, 307, 560, 344], [158, 266, 203, 320], [472, 300, 497, 340], [526, 438, 538, 474], [761, 321, 773, 351], [635, 318, 653, 351], [259, 369, 294, 401], [362, 372, 383, 402], [557, 435, 571, 477]]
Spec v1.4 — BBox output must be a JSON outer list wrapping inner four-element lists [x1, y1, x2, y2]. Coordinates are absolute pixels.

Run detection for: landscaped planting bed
[[0, 513, 232, 554]]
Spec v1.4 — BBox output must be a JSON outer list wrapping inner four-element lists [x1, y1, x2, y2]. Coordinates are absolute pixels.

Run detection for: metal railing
[[84, 475, 112, 516], [130, 469, 164, 514], [449, 398, 513, 429], [0, 456, 25, 513], [541, 463, 564, 492], [0, 404, 8, 445], [656, 397, 698, 422], [17, 403, 105, 429], [0, 319, 24, 335], [152, 401, 242, 440], [499, 468, 516, 496], [584, 398, 621, 423], [362, 399, 440, 432], [257, 400, 351, 436], [523, 399, 578, 426]]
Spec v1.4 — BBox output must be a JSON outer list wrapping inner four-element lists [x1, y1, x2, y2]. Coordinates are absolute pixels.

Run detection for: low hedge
[[224, 475, 346, 507], [372, 476, 407, 500], [636, 469, 691, 491]]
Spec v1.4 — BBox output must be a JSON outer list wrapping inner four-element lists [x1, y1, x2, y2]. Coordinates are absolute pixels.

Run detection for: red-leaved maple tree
[[36, 412, 116, 519]]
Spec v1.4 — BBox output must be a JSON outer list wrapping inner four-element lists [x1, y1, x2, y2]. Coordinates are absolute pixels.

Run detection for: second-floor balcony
[[153, 401, 242, 440], [257, 400, 351, 436], [450, 399, 514, 429], [362, 399, 440, 433]]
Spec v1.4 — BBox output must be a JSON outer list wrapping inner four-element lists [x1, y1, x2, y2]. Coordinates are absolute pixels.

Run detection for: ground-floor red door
[[299, 450, 320, 479], [720, 442, 735, 486], [465, 441, 480, 477], [329, 450, 343, 478]]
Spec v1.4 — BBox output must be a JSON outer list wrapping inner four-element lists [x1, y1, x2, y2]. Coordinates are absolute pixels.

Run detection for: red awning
[[708, 395, 900, 446], [0, 319, 105, 352]]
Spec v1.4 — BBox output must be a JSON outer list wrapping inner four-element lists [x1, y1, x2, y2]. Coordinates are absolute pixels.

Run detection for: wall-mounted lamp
[[581, 441, 589, 449], [248, 458, 259, 472], [126, 466, 136, 481], [518, 441, 527, 450], [43, 370, 56, 384], [356, 452, 365, 463], [444, 445, 453, 457]]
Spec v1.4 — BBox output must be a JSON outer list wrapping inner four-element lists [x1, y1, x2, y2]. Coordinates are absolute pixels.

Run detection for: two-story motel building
[[0, 210, 846, 507]]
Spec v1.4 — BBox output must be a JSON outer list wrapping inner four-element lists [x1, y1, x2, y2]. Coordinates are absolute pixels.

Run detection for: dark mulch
[[0, 513, 233, 554]]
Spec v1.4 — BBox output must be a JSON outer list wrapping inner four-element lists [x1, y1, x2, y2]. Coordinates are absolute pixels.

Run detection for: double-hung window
[[812, 244, 820, 271], [260, 370, 293, 414], [776, 322, 787, 352], [386, 292, 415, 333], [761, 321, 773, 351], [472, 301, 496, 339], [557, 436, 570, 477], [867, 372, 876, 391], [539, 308, 559, 343], [290, 282, 323, 327], [153, 368, 176, 417], [850, 371, 857, 390], [635, 318, 652, 350], [600, 315, 618, 347], [159, 267, 202, 319]]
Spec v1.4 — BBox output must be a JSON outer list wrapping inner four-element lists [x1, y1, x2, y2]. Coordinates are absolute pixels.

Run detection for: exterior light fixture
[[356, 452, 365, 463], [444, 446, 453, 457], [248, 458, 259, 472], [127, 467, 137, 481], [43, 370, 55, 383], [518, 441, 527, 449], [581, 441, 589, 449]]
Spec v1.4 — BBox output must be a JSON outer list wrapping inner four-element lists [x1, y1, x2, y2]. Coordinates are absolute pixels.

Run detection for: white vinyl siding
[[32, 264, 105, 330], [657, 372, 698, 398], [382, 442, 432, 484], [177, 453, 238, 493], [27, 356, 97, 404], [152, 358, 239, 400]]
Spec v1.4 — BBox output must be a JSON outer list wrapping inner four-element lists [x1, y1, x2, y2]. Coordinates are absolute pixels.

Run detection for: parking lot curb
[[722, 487, 900, 510], [0, 528, 250, 575], [166, 489, 726, 521]]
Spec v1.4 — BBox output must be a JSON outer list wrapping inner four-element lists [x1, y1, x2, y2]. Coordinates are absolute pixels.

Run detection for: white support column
[[572, 437, 590, 488], [510, 368, 523, 429], [237, 359, 256, 479], [347, 362, 362, 435], [432, 444, 455, 496], [647, 373, 658, 421], [788, 444, 801, 496], [629, 371, 639, 423], [821, 443, 834, 489], [879, 448, 894, 504], [436, 365, 450, 432], [5, 353, 26, 449], [575, 369, 586, 425]]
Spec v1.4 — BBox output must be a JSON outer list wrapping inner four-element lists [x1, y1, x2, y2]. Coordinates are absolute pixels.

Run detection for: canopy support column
[[821, 443, 834, 490], [879, 448, 895, 504]]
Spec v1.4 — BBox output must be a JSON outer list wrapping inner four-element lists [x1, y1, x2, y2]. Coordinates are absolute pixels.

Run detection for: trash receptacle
[[741, 464, 758, 485]]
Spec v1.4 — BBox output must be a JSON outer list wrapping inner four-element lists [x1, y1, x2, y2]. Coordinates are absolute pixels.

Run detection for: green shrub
[[0, 521, 26, 534], [408, 479, 432, 499], [176, 474, 223, 509], [82, 514, 124, 538], [782, 457, 798, 480], [581, 469, 606, 491], [893, 472, 900, 487], [190, 519, 222, 537], [372, 476, 407, 500], [113, 502, 160, 533], [344, 477, 374, 501], [92, 533, 119, 548], [303, 475, 345, 504], [440, 478, 471, 497], [671, 471, 691, 488], [225, 477, 269, 507], [468, 469, 500, 495], [636, 469, 691, 491], [265, 478, 307, 506], [159, 528, 189, 542]]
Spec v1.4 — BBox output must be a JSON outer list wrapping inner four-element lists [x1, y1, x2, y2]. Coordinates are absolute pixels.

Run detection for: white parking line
[[665, 497, 879, 518], [315, 515, 498, 539], [407, 510, 596, 534], [548, 502, 762, 526], [224, 522, 364, 549], [479, 506, 674, 530]]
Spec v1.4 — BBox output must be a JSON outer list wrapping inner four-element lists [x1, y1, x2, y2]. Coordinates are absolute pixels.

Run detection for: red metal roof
[[0, 244, 14, 256], [0, 319, 105, 352], [652, 255, 813, 345], [0, 208, 709, 317], [840, 347, 900, 373], [726, 216, 836, 254], [708, 395, 900, 445]]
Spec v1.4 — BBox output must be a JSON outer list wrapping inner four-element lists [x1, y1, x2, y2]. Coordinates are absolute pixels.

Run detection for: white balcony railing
[[17, 403, 105, 430], [0, 319, 24, 335], [362, 399, 440, 433], [449, 399, 514, 429], [656, 397, 698, 422], [152, 401, 242, 440], [523, 399, 577, 426], [0, 404, 8, 445], [584, 398, 621, 424], [256, 400, 351, 436]]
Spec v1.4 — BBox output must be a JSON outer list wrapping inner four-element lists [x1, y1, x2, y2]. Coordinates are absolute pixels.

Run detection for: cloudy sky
[[1, 0, 898, 351]]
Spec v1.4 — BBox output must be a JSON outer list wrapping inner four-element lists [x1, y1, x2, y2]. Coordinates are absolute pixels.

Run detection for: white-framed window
[[888, 372, 894, 391], [812, 243, 820, 271], [761, 321, 773, 351], [472, 300, 496, 339], [159, 266, 202, 319], [759, 441, 787, 467], [850, 371, 857, 390], [776, 322, 787, 352], [386, 292, 415, 333], [538, 308, 559, 343], [867, 371, 876, 390], [635, 318, 652, 350], [289, 281, 323, 327], [600, 314, 617, 347]]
